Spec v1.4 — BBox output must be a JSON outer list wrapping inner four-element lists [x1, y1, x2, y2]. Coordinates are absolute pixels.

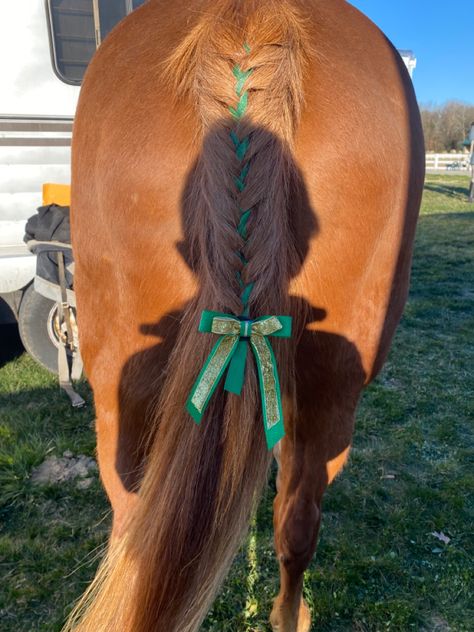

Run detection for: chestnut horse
[[67, 1, 424, 631]]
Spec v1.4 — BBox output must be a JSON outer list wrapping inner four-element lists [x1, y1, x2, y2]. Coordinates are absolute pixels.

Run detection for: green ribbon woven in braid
[[228, 62, 255, 312], [186, 46, 292, 450]]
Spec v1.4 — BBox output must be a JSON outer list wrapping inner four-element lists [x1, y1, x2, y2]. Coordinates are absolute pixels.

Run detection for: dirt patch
[[31, 451, 97, 489]]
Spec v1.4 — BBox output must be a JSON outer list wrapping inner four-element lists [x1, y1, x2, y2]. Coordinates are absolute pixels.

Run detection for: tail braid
[[229, 52, 255, 317], [167, 0, 309, 318]]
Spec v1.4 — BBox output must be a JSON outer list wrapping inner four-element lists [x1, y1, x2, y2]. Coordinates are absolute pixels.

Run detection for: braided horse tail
[[64, 2, 309, 631]]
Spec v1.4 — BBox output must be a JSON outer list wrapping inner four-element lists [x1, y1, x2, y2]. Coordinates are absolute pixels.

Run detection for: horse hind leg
[[270, 441, 323, 632], [270, 404, 354, 632], [95, 401, 142, 540], [92, 352, 157, 540]]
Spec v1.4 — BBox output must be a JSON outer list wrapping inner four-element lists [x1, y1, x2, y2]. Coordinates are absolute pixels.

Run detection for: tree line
[[420, 101, 474, 152]]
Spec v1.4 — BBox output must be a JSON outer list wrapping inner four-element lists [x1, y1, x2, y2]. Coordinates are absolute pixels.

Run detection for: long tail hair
[[65, 2, 309, 630]]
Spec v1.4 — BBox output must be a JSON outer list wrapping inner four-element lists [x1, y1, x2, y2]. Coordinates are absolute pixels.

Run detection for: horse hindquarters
[[68, 0, 424, 629]]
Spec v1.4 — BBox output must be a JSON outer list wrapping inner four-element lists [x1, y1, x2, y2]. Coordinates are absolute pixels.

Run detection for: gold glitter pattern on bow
[[190, 335, 239, 414], [252, 316, 283, 337], [211, 317, 240, 336], [250, 334, 280, 428]]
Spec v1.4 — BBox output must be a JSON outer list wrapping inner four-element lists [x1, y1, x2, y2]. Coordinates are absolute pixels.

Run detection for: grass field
[[0, 174, 473, 631]]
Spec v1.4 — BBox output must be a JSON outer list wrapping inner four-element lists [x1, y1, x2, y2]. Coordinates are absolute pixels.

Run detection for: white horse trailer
[[0, 0, 145, 371]]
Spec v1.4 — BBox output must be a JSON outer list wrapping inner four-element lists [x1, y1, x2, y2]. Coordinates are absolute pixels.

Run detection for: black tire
[[18, 284, 62, 374]]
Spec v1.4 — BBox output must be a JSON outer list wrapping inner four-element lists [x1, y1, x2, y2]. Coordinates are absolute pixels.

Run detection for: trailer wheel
[[18, 284, 63, 374]]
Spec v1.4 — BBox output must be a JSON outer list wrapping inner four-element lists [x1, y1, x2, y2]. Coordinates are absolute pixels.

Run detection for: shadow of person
[[114, 123, 366, 506]]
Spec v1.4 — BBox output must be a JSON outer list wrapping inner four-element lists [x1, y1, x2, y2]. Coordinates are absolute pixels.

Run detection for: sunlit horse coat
[[67, 1, 424, 631]]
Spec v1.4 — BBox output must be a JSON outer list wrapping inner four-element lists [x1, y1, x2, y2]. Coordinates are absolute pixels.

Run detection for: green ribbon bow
[[186, 311, 292, 450]]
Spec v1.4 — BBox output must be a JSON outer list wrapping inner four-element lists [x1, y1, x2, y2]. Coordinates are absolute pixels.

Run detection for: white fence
[[426, 153, 471, 171]]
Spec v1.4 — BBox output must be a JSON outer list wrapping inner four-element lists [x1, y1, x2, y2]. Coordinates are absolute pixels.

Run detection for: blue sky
[[349, 1, 473, 106]]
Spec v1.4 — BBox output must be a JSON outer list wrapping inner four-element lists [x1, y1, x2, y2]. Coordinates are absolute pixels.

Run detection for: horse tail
[[65, 2, 309, 631]]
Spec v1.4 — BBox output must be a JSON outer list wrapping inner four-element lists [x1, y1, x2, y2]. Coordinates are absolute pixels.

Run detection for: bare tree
[[420, 101, 474, 152]]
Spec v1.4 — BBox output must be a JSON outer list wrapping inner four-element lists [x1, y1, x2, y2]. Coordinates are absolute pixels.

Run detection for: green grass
[[1, 174, 473, 631]]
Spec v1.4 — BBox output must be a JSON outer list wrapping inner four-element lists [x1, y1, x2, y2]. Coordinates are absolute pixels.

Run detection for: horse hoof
[[270, 598, 312, 632], [269, 608, 281, 631], [297, 599, 312, 632]]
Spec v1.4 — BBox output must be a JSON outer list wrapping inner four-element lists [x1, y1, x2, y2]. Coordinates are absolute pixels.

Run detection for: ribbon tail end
[[186, 400, 203, 425], [224, 339, 247, 395], [265, 423, 285, 451]]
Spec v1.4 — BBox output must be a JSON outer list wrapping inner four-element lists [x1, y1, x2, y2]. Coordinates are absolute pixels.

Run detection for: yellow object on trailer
[[42, 183, 71, 207]]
